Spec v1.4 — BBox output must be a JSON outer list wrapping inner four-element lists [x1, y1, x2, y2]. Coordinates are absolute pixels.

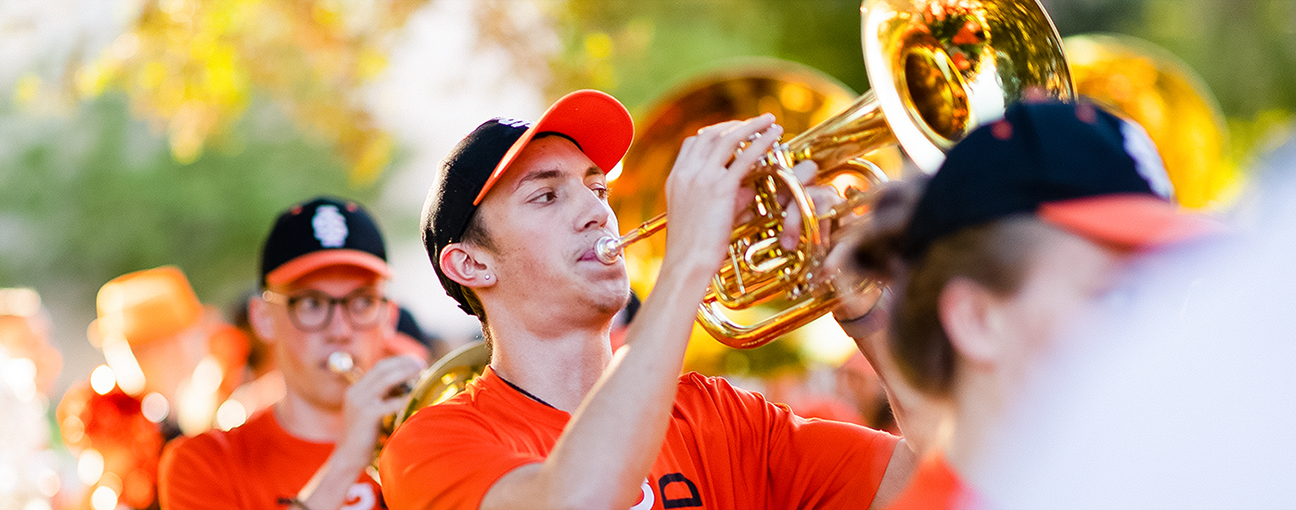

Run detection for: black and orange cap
[[261, 197, 389, 288], [903, 100, 1219, 260], [421, 89, 633, 316]]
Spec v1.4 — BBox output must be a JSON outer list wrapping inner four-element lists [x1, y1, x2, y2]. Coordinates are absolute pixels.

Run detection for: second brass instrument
[[329, 342, 491, 471], [599, 0, 1074, 349]]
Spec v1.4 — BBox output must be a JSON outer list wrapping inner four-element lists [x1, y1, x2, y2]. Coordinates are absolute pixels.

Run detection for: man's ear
[[439, 243, 495, 289], [248, 296, 277, 345], [937, 277, 1004, 367]]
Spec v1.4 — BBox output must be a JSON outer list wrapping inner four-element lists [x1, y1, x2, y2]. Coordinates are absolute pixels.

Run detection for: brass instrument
[[327, 343, 490, 432], [599, 0, 1074, 349], [330, 342, 491, 471], [1063, 33, 1233, 209], [391, 340, 489, 431]]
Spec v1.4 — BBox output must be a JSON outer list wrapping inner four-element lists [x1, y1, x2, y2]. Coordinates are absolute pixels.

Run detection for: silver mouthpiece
[[594, 235, 622, 264], [327, 351, 359, 383]]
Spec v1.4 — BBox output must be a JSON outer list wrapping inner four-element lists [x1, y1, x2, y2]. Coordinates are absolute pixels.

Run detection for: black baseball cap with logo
[[260, 196, 390, 288], [421, 90, 633, 316], [901, 100, 1217, 261]]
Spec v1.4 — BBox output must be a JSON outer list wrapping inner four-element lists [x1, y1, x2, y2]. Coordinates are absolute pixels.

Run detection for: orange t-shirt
[[884, 454, 982, 510], [158, 408, 383, 510], [379, 367, 900, 510]]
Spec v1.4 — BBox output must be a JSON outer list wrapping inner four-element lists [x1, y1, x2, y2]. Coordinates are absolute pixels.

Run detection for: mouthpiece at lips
[[595, 235, 622, 264], [327, 351, 414, 397]]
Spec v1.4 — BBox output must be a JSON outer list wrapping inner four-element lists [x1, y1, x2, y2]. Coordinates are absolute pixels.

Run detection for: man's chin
[[586, 279, 631, 316]]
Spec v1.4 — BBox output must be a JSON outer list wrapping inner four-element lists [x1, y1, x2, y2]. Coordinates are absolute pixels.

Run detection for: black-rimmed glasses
[[262, 288, 387, 332]]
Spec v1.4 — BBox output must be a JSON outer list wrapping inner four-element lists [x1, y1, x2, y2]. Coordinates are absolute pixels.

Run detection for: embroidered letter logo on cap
[[1120, 121, 1174, 200], [495, 117, 531, 129], [312, 204, 349, 248]]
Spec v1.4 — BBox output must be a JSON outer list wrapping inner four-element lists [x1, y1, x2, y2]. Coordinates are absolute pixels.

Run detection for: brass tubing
[[595, 213, 668, 264]]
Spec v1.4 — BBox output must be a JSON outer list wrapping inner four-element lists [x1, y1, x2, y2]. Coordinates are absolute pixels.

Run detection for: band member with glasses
[[160, 197, 425, 510], [378, 90, 917, 510]]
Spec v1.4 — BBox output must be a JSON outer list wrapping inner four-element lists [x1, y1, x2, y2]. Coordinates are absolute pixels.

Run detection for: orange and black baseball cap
[[901, 100, 1219, 261], [421, 89, 633, 315], [261, 196, 389, 288]]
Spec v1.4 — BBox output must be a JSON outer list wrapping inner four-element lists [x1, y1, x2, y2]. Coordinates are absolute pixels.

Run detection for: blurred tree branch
[[0, 93, 374, 304], [71, 0, 433, 185]]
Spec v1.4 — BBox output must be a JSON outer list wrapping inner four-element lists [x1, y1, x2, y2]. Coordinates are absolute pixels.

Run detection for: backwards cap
[[421, 89, 633, 316]]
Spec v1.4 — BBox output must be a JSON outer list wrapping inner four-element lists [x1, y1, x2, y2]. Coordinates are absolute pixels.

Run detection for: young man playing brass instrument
[[160, 197, 426, 510], [379, 90, 918, 510]]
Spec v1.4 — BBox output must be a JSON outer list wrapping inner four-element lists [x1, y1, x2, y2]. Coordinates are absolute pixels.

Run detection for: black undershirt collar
[[495, 372, 558, 410]]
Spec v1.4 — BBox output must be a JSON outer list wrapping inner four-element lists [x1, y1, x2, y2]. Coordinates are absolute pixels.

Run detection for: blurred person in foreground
[[841, 100, 1220, 509], [57, 265, 247, 510], [379, 89, 918, 510], [159, 197, 426, 510], [971, 139, 1296, 508]]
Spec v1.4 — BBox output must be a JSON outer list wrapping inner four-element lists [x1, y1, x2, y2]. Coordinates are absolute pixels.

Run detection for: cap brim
[[265, 249, 390, 287], [473, 89, 634, 205], [1038, 194, 1222, 250]]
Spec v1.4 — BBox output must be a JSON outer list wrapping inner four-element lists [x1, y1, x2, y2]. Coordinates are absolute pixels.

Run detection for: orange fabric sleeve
[[378, 405, 542, 510], [765, 409, 900, 508], [682, 373, 900, 510]]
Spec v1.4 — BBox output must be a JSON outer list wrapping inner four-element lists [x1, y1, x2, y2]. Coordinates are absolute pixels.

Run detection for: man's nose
[[576, 189, 612, 232], [324, 301, 354, 340]]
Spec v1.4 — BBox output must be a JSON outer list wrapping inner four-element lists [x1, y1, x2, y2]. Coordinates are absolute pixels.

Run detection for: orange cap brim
[[264, 249, 390, 287], [1038, 194, 1223, 250], [473, 89, 633, 205]]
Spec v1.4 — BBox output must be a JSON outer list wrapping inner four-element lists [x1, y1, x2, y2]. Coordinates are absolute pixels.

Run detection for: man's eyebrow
[[514, 169, 563, 190], [585, 166, 602, 178]]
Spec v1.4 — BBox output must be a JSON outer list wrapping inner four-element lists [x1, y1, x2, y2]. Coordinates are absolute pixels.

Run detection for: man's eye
[[592, 186, 609, 200], [531, 191, 557, 203], [294, 296, 326, 313], [348, 295, 377, 311]]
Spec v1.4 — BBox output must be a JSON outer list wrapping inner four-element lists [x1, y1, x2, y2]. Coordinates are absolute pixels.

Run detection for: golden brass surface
[[1064, 33, 1233, 209], [608, 0, 1075, 349]]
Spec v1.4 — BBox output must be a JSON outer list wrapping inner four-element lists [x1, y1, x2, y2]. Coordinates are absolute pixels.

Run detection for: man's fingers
[[694, 119, 744, 139], [702, 114, 776, 170], [781, 201, 803, 251], [792, 160, 819, 185], [377, 394, 409, 415], [355, 355, 424, 397], [726, 124, 782, 180]]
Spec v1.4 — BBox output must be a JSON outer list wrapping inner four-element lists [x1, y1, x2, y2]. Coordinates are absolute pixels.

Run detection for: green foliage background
[[0, 95, 377, 304]]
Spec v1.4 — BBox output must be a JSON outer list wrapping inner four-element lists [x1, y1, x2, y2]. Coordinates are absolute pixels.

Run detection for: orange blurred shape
[[57, 383, 164, 509], [206, 323, 252, 398], [91, 266, 202, 347]]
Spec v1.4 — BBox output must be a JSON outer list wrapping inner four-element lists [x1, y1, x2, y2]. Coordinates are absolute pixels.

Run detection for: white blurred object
[[0, 349, 58, 510], [974, 140, 1296, 509], [364, 0, 555, 346]]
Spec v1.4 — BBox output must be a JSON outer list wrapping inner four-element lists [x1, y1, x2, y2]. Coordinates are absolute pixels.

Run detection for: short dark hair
[[853, 182, 1048, 396]]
